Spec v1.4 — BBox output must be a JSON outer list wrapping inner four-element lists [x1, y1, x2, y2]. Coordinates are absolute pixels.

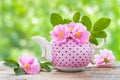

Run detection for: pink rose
[[70, 23, 90, 44], [94, 49, 115, 67], [18, 54, 40, 74], [50, 24, 70, 44]]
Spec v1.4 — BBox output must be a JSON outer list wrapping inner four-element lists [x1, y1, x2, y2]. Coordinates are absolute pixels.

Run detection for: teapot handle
[[93, 38, 106, 50], [91, 38, 107, 64]]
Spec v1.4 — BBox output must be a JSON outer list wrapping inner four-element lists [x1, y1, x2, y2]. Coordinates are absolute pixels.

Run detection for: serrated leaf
[[14, 68, 25, 75], [40, 63, 51, 72], [64, 19, 72, 23], [91, 31, 107, 38], [50, 13, 64, 26], [73, 12, 80, 22], [3, 59, 19, 68], [89, 36, 98, 45], [81, 16, 92, 31], [93, 18, 111, 31]]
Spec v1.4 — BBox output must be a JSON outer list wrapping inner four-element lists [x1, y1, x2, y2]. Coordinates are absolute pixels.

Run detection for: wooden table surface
[[0, 61, 120, 80]]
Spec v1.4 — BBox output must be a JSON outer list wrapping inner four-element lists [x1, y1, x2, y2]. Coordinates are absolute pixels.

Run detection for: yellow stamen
[[68, 27, 73, 31], [58, 32, 64, 38], [75, 32, 81, 38], [104, 58, 109, 64], [24, 64, 30, 70]]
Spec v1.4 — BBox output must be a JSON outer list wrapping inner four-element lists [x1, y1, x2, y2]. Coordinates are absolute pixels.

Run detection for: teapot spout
[[31, 36, 52, 62]]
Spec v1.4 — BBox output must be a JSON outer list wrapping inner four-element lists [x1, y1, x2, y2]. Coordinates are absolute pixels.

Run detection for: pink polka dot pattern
[[52, 40, 93, 68]]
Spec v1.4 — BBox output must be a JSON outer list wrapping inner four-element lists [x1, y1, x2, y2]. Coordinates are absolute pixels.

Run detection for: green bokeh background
[[0, 0, 120, 61]]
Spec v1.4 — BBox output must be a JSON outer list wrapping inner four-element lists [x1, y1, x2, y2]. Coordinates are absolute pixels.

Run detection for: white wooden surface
[[0, 61, 120, 80]]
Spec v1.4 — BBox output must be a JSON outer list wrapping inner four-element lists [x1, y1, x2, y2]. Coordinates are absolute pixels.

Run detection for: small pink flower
[[18, 54, 40, 74], [50, 24, 70, 44], [71, 23, 91, 44], [94, 49, 115, 67]]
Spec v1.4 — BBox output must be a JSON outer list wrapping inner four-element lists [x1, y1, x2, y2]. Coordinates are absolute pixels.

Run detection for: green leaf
[[93, 18, 111, 31], [50, 13, 64, 26], [73, 12, 80, 22], [14, 68, 25, 75], [91, 31, 107, 38], [89, 36, 98, 45], [81, 16, 92, 31], [64, 19, 72, 23], [3, 62, 18, 69], [40, 63, 52, 72], [41, 61, 53, 66], [3, 59, 19, 68]]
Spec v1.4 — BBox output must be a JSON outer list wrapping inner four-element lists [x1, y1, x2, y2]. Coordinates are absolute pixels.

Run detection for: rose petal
[[25, 64, 40, 74]]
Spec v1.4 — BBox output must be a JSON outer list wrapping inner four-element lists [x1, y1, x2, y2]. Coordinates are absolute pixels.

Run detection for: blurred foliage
[[0, 0, 120, 61]]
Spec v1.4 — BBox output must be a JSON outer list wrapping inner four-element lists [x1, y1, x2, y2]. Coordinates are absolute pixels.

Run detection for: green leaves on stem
[[90, 18, 110, 45], [40, 61, 53, 72], [3, 59, 25, 75], [81, 17, 110, 45], [50, 12, 81, 26]]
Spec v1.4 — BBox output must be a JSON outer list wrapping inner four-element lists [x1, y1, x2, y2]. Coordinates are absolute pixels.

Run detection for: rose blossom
[[94, 49, 115, 67], [71, 23, 90, 44], [18, 54, 40, 74], [50, 24, 70, 44]]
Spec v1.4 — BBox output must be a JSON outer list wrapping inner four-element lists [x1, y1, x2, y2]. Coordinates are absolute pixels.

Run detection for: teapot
[[32, 36, 106, 71]]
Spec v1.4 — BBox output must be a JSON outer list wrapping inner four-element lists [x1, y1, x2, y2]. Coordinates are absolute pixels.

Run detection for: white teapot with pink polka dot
[[32, 22, 106, 71]]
